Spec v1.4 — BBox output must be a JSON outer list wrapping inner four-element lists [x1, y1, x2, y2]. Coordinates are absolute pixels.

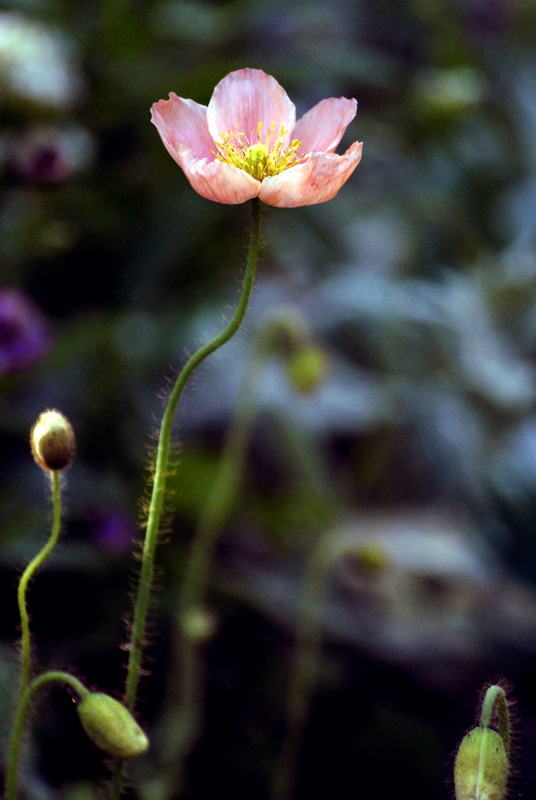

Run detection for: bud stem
[[17, 469, 62, 699], [479, 684, 510, 758], [6, 671, 88, 800]]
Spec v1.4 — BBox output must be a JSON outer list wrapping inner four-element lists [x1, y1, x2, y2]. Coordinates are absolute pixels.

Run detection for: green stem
[[17, 470, 62, 698], [480, 684, 510, 758], [6, 671, 88, 800], [110, 198, 263, 799]]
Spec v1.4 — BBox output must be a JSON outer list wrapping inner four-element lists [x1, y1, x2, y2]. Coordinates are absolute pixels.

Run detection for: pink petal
[[258, 142, 363, 208], [207, 68, 296, 150], [292, 97, 357, 154], [151, 94, 215, 161], [172, 147, 261, 204]]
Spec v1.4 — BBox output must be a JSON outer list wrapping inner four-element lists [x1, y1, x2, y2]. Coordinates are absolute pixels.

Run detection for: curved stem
[[17, 470, 62, 698], [480, 684, 510, 758], [6, 671, 88, 800], [110, 198, 263, 799]]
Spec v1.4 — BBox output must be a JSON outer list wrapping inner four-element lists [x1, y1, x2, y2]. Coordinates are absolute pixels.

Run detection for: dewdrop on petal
[[77, 693, 149, 759], [31, 409, 75, 471], [454, 727, 508, 800]]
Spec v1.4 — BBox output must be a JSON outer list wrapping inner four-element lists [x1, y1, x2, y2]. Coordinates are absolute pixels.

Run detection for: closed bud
[[181, 606, 218, 643], [350, 542, 388, 575], [454, 727, 508, 800], [285, 345, 329, 395], [31, 409, 75, 471], [77, 693, 149, 759]]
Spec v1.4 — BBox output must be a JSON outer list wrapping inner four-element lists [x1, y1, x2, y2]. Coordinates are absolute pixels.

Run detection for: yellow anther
[[214, 121, 307, 180]]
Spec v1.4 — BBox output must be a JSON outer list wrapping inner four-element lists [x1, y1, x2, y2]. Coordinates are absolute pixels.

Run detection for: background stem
[[157, 311, 278, 797]]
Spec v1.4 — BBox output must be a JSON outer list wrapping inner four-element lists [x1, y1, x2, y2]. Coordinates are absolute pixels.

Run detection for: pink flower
[[151, 68, 362, 207]]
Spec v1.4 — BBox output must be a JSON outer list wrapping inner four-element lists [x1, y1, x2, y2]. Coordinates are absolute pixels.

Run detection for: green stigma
[[245, 142, 269, 180]]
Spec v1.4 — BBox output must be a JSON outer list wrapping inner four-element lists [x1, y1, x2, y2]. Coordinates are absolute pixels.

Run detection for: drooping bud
[[454, 727, 508, 800], [31, 409, 75, 471], [77, 693, 149, 759]]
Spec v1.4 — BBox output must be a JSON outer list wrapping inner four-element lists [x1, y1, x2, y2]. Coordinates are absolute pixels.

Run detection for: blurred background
[[2, 0, 536, 798]]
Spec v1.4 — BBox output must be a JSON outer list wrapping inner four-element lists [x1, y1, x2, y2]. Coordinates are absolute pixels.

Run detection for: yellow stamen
[[214, 121, 307, 180]]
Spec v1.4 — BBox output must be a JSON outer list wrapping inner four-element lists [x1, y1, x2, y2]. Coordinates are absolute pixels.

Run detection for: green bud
[[31, 409, 75, 471], [285, 345, 329, 395], [350, 543, 388, 575], [181, 606, 217, 643], [454, 727, 508, 800], [77, 693, 148, 759]]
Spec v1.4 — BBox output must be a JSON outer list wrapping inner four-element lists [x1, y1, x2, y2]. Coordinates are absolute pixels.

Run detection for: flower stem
[[110, 197, 263, 799], [17, 469, 62, 698], [6, 670, 88, 800]]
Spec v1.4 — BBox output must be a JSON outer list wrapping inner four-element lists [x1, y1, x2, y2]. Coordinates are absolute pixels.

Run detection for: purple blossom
[[89, 510, 137, 554], [5, 126, 94, 184], [0, 288, 52, 376]]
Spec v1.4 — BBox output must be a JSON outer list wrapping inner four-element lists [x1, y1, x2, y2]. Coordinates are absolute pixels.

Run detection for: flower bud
[[181, 606, 218, 643], [350, 542, 388, 575], [285, 345, 329, 395], [77, 693, 149, 759], [31, 409, 75, 471], [454, 727, 508, 800]]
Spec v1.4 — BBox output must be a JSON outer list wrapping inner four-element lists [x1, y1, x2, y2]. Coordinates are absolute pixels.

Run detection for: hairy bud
[[77, 693, 149, 759], [454, 727, 508, 800], [31, 409, 75, 471]]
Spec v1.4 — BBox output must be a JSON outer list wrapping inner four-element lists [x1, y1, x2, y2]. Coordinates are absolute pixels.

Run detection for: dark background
[[1, 0, 536, 798]]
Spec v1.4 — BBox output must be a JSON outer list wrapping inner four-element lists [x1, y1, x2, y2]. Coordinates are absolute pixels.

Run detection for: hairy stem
[[17, 469, 62, 697], [6, 671, 88, 800], [480, 684, 510, 757]]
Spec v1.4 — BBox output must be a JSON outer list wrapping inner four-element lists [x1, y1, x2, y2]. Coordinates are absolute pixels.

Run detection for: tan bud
[[454, 727, 508, 800], [31, 409, 75, 471], [77, 693, 148, 759]]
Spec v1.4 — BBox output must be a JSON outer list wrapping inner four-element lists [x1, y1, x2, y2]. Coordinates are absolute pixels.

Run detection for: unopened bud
[[286, 345, 329, 395], [181, 606, 218, 643], [77, 693, 148, 759], [351, 543, 388, 575], [454, 727, 508, 800], [31, 409, 75, 471]]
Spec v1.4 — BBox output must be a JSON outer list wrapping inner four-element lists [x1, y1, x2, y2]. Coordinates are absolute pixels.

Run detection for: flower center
[[214, 122, 306, 180]]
